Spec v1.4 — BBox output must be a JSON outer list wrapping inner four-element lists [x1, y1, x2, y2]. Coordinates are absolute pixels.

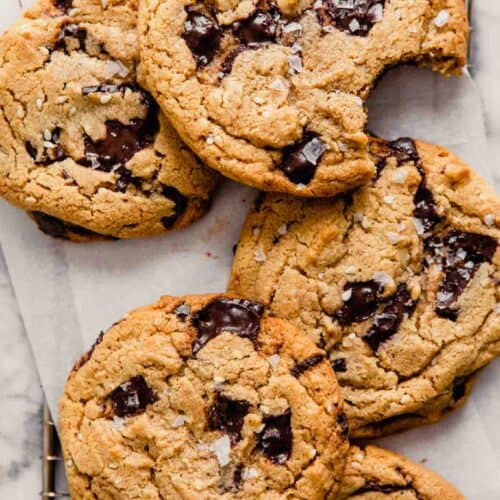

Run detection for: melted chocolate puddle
[[334, 280, 381, 325], [191, 297, 265, 353], [363, 284, 416, 351], [279, 133, 327, 185], [429, 231, 497, 320], [208, 394, 250, 443], [257, 409, 292, 464]]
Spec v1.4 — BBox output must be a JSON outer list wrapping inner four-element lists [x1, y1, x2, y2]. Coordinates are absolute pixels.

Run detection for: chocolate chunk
[[183, 9, 222, 67], [337, 412, 349, 439], [413, 182, 442, 234], [434, 231, 497, 320], [233, 464, 243, 487], [334, 280, 381, 325], [331, 358, 347, 373], [81, 84, 122, 95], [25, 128, 66, 166], [452, 376, 467, 401], [55, 24, 88, 52], [389, 137, 420, 165], [316, 0, 385, 37], [55, 0, 72, 13], [109, 375, 157, 417], [31, 211, 98, 240], [208, 394, 250, 443], [234, 10, 279, 45], [353, 483, 409, 495], [363, 284, 416, 352], [79, 95, 158, 172], [290, 354, 325, 377], [174, 303, 191, 321], [161, 186, 188, 229], [279, 133, 327, 184], [191, 297, 265, 354], [257, 409, 292, 464]]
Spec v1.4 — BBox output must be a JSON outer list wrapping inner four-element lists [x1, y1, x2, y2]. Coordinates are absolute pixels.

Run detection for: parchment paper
[[1, 2, 500, 496]]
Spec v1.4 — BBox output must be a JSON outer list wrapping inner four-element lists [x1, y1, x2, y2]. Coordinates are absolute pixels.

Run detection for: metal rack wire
[[41, 404, 69, 498]]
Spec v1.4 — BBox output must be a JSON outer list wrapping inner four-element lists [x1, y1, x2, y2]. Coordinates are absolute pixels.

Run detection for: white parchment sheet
[[1, 2, 500, 496]]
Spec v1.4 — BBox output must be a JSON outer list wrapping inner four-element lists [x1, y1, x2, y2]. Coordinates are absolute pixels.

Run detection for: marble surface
[[0, 2, 499, 498]]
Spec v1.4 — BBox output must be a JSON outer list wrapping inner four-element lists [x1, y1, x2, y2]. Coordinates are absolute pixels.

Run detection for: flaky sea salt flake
[[434, 10, 450, 27], [211, 435, 231, 467]]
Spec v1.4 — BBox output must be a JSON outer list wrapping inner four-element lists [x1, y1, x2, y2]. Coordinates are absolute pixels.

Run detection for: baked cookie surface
[[139, 0, 468, 197], [60, 293, 349, 499], [229, 138, 500, 437], [0, 0, 216, 239], [340, 445, 464, 499]]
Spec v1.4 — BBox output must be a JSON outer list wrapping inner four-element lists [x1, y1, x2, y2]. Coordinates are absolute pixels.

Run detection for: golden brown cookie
[[60, 294, 349, 498], [229, 137, 500, 438], [138, 0, 468, 197], [0, 0, 216, 240], [340, 445, 464, 499]]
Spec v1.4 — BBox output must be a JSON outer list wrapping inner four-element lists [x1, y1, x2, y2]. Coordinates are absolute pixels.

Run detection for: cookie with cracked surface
[[0, 0, 216, 240], [138, 0, 468, 197], [229, 137, 500, 438], [59, 293, 349, 499], [340, 445, 464, 499]]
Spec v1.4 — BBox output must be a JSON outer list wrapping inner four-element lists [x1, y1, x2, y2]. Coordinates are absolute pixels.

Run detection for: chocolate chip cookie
[[0, 0, 216, 240], [340, 445, 464, 499], [229, 138, 500, 438], [59, 294, 349, 498], [138, 0, 468, 197]]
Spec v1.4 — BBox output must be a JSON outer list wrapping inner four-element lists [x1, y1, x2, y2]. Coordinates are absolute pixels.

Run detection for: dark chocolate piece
[[109, 375, 157, 417], [55, 24, 88, 52], [208, 394, 250, 443], [160, 186, 188, 229], [25, 128, 66, 166], [31, 211, 98, 239], [452, 376, 467, 401], [389, 137, 420, 165], [183, 9, 222, 67], [257, 409, 292, 464], [316, 0, 385, 37], [55, 0, 72, 13], [234, 9, 279, 45], [413, 182, 441, 234], [279, 133, 327, 184], [337, 412, 349, 439], [191, 297, 265, 353], [363, 284, 416, 351], [290, 354, 325, 377], [331, 358, 347, 373], [334, 280, 381, 325], [434, 231, 497, 320]]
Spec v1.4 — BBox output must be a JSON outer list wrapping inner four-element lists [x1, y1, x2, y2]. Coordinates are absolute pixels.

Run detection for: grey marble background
[[0, 2, 499, 498]]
